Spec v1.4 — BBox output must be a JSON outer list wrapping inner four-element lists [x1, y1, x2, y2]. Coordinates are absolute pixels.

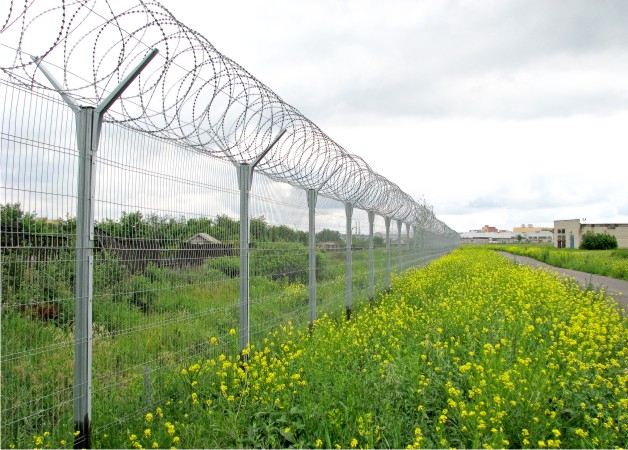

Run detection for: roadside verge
[[499, 251, 627, 313]]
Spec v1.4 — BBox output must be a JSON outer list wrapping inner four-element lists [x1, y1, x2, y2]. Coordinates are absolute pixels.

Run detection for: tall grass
[[491, 244, 628, 281], [2, 244, 425, 447], [19, 247, 627, 449]]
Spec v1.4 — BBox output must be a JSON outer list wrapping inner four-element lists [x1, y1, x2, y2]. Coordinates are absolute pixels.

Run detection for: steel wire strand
[[1, 0, 459, 239]]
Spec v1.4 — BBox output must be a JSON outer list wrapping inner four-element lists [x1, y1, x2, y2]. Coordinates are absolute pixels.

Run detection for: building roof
[[460, 232, 516, 239], [460, 231, 553, 239], [189, 233, 222, 244]]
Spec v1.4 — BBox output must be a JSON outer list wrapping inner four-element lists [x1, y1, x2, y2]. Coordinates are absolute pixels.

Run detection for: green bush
[[252, 242, 309, 282], [203, 243, 331, 283], [205, 256, 240, 278], [580, 231, 618, 250], [94, 251, 129, 294], [122, 274, 157, 313], [144, 262, 162, 283]]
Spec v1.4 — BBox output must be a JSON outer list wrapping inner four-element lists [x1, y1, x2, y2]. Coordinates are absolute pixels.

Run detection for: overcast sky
[[151, 0, 628, 233], [151, 0, 628, 232], [5, 0, 627, 233]]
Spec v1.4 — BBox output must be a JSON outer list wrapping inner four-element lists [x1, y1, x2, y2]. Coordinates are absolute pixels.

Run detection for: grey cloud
[[264, 0, 628, 122]]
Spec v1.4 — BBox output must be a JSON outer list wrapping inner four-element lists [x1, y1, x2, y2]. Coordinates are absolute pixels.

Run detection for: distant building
[[316, 241, 343, 251], [461, 232, 516, 244], [460, 230, 553, 245], [513, 224, 554, 233], [523, 230, 554, 243], [481, 225, 498, 232], [554, 219, 628, 248], [461, 231, 513, 244], [188, 233, 222, 245]]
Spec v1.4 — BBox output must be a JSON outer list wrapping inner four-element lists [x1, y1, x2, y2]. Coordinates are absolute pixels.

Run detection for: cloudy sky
[[150, 0, 628, 232]]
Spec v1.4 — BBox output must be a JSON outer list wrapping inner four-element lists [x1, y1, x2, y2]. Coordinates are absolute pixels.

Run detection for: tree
[[1, 203, 37, 230], [251, 216, 270, 242], [316, 228, 343, 243], [187, 217, 213, 238], [119, 211, 146, 238], [212, 215, 239, 242], [269, 224, 301, 243], [1, 203, 47, 246]]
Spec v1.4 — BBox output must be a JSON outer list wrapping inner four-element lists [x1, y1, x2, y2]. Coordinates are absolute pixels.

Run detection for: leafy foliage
[[315, 228, 343, 243], [252, 242, 310, 282], [204, 242, 331, 283], [580, 230, 618, 250], [99, 248, 627, 449]]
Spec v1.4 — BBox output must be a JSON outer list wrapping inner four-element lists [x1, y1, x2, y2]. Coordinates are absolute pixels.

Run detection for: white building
[[460, 230, 553, 245]]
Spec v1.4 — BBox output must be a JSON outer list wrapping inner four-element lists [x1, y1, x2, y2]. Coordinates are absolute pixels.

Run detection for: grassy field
[[17, 247, 627, 449], [489, 244, 628, 281], [2, 245, 431, 448]]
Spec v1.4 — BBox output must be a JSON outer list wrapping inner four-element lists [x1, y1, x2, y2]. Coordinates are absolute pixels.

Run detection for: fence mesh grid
[[1, 71, 458, 448], [1, 79, 78, 442], [1, 1, 459, 445]]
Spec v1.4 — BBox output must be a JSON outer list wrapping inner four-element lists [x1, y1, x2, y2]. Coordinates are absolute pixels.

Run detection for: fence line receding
[[1, 1, 459, 447]]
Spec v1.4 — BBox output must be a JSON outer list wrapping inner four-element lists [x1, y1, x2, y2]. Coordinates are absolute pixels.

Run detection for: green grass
[[41, 246, 625, 449], [490, 244, 628, 281], [2, 244, 430, 448]]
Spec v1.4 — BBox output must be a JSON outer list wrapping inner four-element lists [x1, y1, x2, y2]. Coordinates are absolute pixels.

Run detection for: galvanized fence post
[[367, 211, 375, 300], [74, 106, 95, 449], [345, 202, 354, 319], [237, 163, 253, 356], [235, 129, 286, 356], [406, 222, 412, 267], [396, 219, 403, 272], [32, 49, 158, 448], [412, 225, 418, 266], [385, 217, 391, 290], [307, 189, 318, 326]]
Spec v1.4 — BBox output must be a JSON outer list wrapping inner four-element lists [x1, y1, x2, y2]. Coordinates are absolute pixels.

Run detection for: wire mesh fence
[[1, 79, 78, 446], [1, 1, 459, 447]]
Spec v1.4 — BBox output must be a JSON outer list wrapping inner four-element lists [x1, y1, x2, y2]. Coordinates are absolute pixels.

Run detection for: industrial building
[[460, 230, 553, 245], [554, 219, 628, 249]]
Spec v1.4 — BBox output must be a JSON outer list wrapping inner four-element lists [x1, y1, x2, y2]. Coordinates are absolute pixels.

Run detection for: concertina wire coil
[[1, 0, 459, 239]]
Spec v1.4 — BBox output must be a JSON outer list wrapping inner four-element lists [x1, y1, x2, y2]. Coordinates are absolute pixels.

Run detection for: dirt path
[[499, 252, 627, 314]]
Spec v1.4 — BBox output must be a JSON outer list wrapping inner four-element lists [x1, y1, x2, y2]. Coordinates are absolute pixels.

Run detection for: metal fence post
[[396, 219, 403, 272], [385, 217, 391, 290], [345, 202, 353, 319], [32, 49, 158, 449], [412, 225, 417, 266], [405, 222, 410, 269], [367, 211, 375, 300], [235, 129, 286, 356], [307, 189, 317, 326], [237, 163, 253, 355], [74, 106, 95, 449]]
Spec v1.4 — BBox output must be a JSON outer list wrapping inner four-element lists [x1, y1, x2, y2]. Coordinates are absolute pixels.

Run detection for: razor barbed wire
[[1, 0, 458, 239]]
